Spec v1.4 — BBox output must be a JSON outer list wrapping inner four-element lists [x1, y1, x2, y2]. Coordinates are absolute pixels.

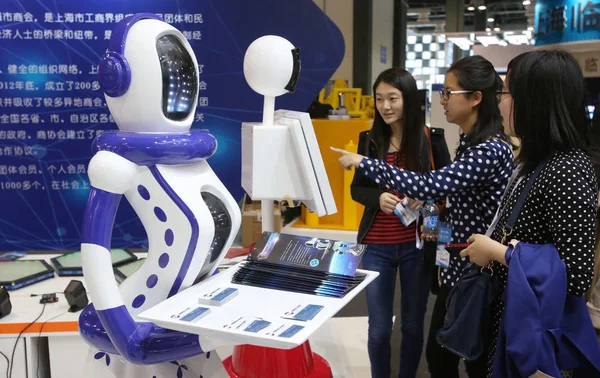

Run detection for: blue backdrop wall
[[0, 0, 345, 251]]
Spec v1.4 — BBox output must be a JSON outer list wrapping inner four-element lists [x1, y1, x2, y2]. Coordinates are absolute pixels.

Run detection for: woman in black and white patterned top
[[334, 56, 515, 378], [461, 50, 600, 377]]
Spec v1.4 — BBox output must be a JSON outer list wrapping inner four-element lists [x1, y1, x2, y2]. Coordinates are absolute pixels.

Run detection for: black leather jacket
[[351, 128, 451, 243]]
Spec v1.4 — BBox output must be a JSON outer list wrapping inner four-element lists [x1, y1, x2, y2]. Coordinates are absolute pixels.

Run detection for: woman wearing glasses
[[333, 55, 514, 378]]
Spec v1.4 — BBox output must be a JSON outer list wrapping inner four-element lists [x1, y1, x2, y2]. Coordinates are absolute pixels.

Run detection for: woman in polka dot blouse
[[333, 55, 515, 378], [460, 50, 600, 376]]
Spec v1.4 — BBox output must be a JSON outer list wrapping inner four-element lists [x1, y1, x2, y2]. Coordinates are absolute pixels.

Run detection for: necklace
[[388, 140, 401, 167]]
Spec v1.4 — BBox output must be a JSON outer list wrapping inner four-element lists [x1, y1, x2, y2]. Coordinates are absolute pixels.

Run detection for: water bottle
[[422, 199, 439, 242]]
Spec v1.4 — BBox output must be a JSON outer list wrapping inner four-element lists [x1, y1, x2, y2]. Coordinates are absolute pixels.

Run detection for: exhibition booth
[[0, 0, 599, 377]]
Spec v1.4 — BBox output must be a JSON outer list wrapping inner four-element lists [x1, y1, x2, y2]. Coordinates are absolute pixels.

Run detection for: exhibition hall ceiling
[[405, 0, 532, 32]]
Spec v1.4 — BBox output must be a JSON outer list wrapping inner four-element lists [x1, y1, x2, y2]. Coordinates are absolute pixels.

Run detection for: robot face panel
[[103, 18, 200, 133], [157, 35, 198, 121]]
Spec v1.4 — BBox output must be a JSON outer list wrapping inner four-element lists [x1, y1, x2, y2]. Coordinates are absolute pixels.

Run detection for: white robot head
[[243, 35, 300, 97], [98, 14, 199, 133]]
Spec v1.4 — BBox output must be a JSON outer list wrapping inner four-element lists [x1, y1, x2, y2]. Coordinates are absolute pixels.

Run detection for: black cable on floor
[[8, 304, 46, 378], [35, 310, 67, 378], [0, 350, 9, 378]]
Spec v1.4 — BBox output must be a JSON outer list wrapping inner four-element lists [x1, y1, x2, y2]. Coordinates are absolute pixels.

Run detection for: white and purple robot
[[77, 12, 305, 378], [77, 13, 241, 377]]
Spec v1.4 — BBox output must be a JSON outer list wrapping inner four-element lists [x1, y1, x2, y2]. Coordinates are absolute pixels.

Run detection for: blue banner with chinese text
[[0, 0, 345, 251]]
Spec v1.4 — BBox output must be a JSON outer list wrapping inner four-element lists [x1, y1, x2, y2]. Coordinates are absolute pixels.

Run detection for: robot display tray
[[138, 261, 378, 350]]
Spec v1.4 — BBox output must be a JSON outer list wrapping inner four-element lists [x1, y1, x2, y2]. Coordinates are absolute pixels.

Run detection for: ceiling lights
[[444, 30, 535, 49], [466, 0, 487, 12], [475, 35, 501, 46], [504, 33, 530, 45]]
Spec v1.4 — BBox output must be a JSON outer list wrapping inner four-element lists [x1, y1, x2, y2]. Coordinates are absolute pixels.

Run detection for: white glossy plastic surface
[[275, 110, 337, 216], [241, 111, 337, 217], [243, 35, 296, 97], [139, 262, 378, 350]]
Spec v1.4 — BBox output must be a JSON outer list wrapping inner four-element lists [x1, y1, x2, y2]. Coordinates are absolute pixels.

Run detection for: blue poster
[[535, 0, 600, 45], [0, 0, 344, 251]]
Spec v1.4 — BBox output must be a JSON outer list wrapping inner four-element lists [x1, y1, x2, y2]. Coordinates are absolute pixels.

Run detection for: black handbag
[[436, 157, 549, 361]]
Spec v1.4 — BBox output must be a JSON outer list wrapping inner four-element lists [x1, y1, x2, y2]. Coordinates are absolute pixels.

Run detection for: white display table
[[139, 261, 378, 350], [1, 253, 377, 378]]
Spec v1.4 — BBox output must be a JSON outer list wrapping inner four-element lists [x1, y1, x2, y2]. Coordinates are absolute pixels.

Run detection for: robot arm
[[79, 151, 206, 364], [81, 151, 135, 313]]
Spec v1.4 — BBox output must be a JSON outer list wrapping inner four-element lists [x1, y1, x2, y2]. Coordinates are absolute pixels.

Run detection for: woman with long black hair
[[334, 55, 515, 377], [460, 49, 600, 376], [349, 67, 432, 378]]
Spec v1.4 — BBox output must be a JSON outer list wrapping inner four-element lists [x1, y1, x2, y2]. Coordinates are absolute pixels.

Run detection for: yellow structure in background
[[318, 79, 374, 121], [293, 118, 372, 231]]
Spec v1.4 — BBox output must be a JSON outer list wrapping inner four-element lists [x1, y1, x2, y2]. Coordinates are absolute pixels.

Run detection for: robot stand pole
[[227, 35, 333, 378], [261, 201, 275, 232], [262, 95, 275, 127], [261, 95, 276, 233]]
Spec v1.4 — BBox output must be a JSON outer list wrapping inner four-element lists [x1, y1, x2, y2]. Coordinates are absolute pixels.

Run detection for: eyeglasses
[[439, 89, 475, 101]]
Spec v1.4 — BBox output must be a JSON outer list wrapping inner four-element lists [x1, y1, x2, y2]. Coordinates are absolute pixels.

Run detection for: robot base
[[223, 341, 333, 378]]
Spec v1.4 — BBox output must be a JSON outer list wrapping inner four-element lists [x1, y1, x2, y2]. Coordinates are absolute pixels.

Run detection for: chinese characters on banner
[[572, 52, 600, 76], [0, 0, 345, 251], [0, 9, 206, 193], [535, 0, 600, 45], [0, 5, 209, 250]]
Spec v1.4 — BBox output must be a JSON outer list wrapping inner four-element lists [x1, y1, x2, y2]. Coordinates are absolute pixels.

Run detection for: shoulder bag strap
[[502, 156, 551, 243]]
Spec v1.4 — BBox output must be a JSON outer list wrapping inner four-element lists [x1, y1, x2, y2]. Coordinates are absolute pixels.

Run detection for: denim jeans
[[362, 242, 430, 378]]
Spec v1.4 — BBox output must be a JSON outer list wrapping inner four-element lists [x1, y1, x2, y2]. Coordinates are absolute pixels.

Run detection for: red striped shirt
[[362, 152, 417, 245]]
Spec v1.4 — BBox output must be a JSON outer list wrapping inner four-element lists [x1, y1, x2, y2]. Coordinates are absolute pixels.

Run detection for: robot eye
[[156, 35, 198, 121]]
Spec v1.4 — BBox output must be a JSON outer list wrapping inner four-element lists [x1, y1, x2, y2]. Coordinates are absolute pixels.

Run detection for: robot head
[[243, 35, 301, 98], [99, 13, 199, 133]]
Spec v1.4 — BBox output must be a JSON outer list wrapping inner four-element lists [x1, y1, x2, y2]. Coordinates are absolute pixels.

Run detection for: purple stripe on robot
[[79, 303, 203, 364], [92, 130, 217, 166], [149, 165, 199, 299], [81, 187, 121, 248]]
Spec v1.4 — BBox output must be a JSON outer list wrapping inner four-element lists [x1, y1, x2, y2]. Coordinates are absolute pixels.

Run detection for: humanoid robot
[[78, 13, 240, 377], [304, 238, 332, 251]]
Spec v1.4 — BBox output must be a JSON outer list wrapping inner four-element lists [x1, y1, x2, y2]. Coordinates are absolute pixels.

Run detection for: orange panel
[[0, 321, 78, 335]]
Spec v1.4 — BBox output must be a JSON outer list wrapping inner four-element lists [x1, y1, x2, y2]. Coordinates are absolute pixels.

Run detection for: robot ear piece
[[285, 48, 301, 93], [98, 51, 131, 98]]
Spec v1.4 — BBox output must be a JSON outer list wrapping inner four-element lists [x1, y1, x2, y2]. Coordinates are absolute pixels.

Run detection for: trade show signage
[[573, 50, 600, 77], [535, 0, 600, 45], [0, 0, 345, 251]]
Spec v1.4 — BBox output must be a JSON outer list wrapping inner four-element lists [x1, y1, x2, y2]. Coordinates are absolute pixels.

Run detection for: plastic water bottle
[[422, 199, 439, 242]]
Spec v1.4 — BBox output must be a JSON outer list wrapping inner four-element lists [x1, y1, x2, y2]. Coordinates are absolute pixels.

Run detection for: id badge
[[437, 222, 452, 245], [435, 245, 450, 269]]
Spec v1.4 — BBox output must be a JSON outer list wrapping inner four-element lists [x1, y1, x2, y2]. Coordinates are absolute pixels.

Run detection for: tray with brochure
[[138, 232, 378, 350], [232, 232, 367, 298]]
